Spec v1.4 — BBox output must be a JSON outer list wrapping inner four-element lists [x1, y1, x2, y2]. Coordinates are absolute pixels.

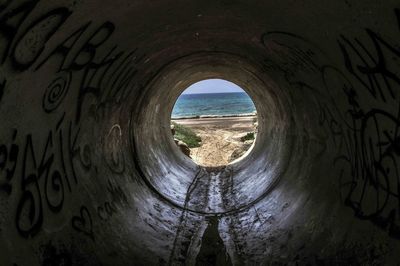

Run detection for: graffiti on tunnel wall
[[97, 180, 129, 221], [42, 71, 72, 113], [15, 125, 79, 238], [71, 206, 95, 241], [261, 8, 400, 239], [334, 8, 400, 239], [0, 0, 145, 116], [0, 78, 5, 103], [0, 122, 81, 238], [104, 124, 125, 174], [0, 0, 142, 247]]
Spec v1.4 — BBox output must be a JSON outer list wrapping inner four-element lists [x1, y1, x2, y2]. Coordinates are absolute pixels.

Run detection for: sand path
[[172, 116, 256, 166]]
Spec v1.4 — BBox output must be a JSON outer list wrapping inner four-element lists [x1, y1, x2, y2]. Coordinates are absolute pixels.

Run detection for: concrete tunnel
[[1, 0, 400, 265]]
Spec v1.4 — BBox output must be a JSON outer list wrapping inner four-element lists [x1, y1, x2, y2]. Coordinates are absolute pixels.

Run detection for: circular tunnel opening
[[131, 52, 294, 215], [170, 79, 258, 167]]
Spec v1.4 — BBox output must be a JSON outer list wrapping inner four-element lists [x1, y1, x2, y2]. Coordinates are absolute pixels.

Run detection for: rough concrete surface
[[1, 0, 400, 265]]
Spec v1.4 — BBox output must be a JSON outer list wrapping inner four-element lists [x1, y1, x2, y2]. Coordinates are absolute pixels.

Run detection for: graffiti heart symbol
[[71, 206, 95, 241]]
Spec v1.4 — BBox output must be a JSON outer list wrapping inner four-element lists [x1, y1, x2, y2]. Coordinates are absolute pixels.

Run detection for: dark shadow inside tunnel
[[195, 216, 232, 266]]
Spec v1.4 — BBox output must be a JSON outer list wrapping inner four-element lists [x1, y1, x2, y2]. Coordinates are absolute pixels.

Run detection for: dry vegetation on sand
[[171, 116, 257, 166]]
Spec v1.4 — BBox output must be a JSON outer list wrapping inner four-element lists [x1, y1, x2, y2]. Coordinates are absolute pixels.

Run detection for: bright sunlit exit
[[170, 79, 258, 166]]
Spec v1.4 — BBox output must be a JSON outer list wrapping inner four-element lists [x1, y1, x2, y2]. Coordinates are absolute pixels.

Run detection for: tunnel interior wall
[[0, 0, 400, 265]]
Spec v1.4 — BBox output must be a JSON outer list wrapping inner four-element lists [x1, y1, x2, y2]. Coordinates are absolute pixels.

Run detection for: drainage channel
[[168, 167, 235, 265]]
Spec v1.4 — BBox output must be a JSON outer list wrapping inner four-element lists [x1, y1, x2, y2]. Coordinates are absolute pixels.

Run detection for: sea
[[171, 92, 256, 119]]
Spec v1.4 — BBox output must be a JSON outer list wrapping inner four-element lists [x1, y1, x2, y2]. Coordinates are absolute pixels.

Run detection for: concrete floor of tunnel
[[169, 167, 235, 265]]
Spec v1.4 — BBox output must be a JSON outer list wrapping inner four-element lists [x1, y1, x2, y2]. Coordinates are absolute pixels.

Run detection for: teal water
[[171, 92, 256, 119]]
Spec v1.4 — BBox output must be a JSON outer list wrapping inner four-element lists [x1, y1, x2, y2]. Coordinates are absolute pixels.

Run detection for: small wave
[[172, 112, 257, 120]]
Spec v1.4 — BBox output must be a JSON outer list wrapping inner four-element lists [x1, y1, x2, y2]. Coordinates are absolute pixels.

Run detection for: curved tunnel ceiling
[[1, 0, 400, 265]]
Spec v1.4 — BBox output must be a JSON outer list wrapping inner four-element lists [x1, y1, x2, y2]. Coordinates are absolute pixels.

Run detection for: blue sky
[[182, 79, 244, 94]]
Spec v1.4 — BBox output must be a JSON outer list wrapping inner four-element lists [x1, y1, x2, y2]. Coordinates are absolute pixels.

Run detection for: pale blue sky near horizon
[[182, 79, 245, 94]]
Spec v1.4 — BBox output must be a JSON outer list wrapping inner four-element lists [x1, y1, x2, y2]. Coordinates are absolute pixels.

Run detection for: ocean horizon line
[[181, 91, 247, 95], [171, 112, 257, 120]]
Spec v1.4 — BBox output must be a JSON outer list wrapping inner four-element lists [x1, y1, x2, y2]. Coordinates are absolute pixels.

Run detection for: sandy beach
[[172, 115, 257, 166]]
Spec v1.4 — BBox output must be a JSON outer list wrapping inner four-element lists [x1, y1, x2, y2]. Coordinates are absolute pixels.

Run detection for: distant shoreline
[[179, 91, 248, 96], [171, 112, 257, 120]]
